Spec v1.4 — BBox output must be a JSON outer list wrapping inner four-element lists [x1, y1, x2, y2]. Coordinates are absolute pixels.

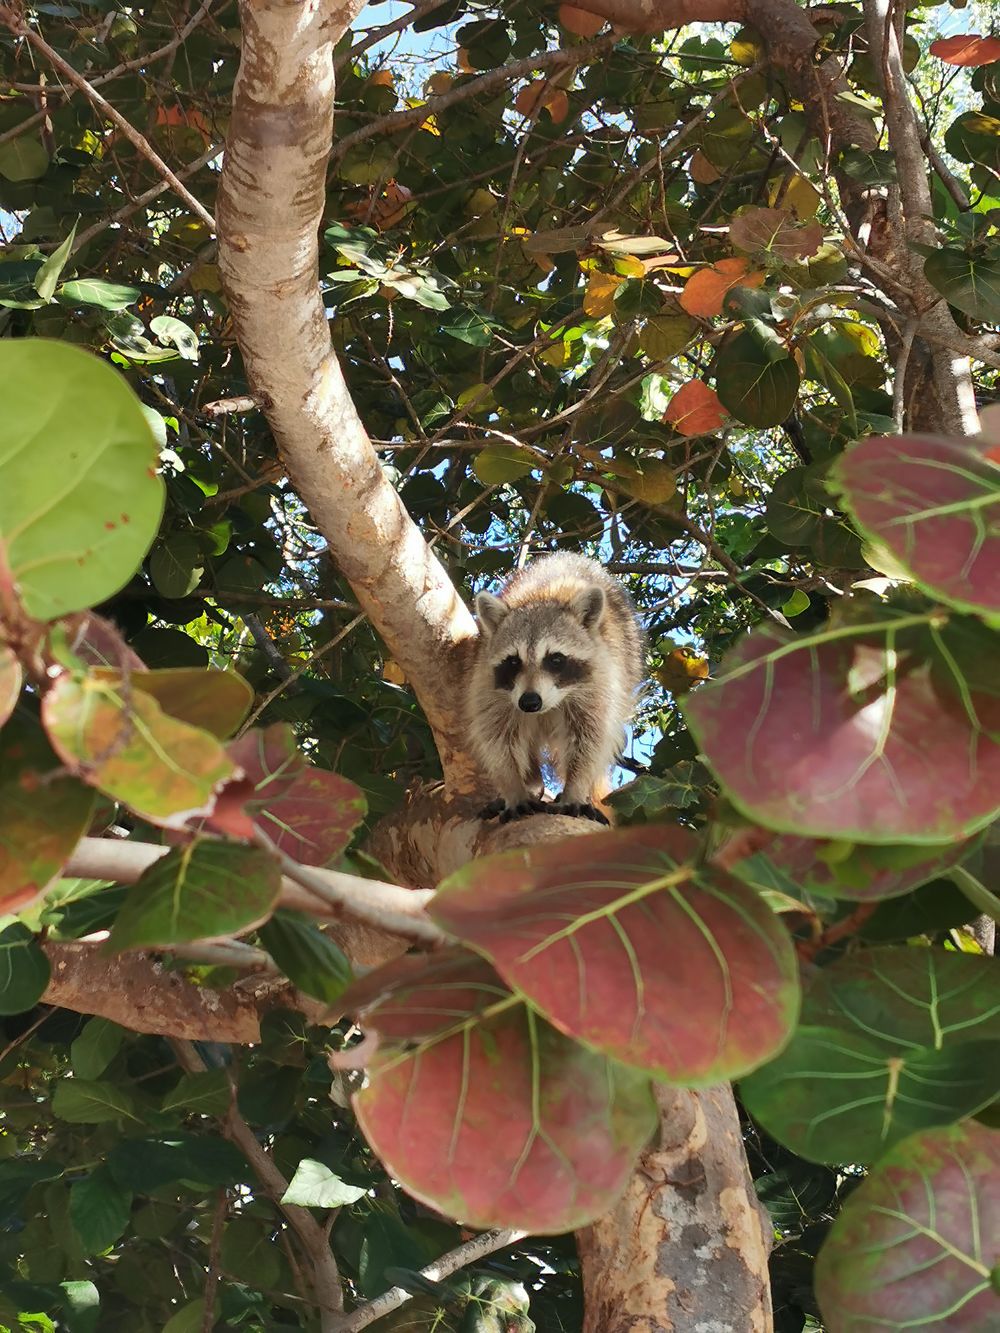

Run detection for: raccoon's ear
[[475, 592, 508, 637], [571, 585, 605, 630]]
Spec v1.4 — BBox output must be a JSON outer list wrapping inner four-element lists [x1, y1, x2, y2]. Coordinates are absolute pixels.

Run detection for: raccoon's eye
[[547, 652, 566, 671], [502, 654, 522, 670]]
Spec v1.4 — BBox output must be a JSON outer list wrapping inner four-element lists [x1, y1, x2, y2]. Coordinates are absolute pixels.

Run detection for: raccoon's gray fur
[[467, 552, 645, 817]]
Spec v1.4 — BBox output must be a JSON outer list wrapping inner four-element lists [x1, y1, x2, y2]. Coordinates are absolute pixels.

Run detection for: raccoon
[[467, 552, 645, 824]]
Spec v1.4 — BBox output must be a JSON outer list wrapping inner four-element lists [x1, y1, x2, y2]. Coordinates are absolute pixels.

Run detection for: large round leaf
[[430, 825, 800, 1084], [741, 948, 1000, 1164], [683, 610, 1000, 843], [815, 1121, 1000, 1330], [344, 948, 658, 1232], [0, 339, 165, 620], [715, 330, 800, 427], [924, 247, 1000, 322], [834, 433, 1000, 616]]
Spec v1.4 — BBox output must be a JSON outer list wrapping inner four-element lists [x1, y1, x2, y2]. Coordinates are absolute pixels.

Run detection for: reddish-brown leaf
[[0, 644, 22, 728], [0, 714, 96, 914], [557, 5, 604, 35], [663, 379, 728, 436], [815, 1121, 1000, 1328], [219, 724, 366, 865], [729, 206, 823, 261], [833, 433, 1000, 616], [344, 949, 658, 1232], [929, 33, 1000, 66], [683, 612, 1000, 843], [431, 826, 800, 1084], [680, 257, 765, 318]]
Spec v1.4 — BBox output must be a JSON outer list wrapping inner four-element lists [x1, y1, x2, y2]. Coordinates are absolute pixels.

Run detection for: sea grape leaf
[[729, 207, 823, 261], [108, 1134, 250, 1193], [431, 826, 799, 1084], [0, 645, 21, 727], [344, 948, 658, 1232], [52, 1079, 142, 1125], [0, 713, 97, 914], [741, 948, 1000, 1164], [258, 911, 353, 1004], [833, 433, 1000, 616], [43, 672, 236, 827], [149, 532, 204, 598], [107, 667, 254, 739], [814, 1121, 1000, 1329], [0, 339, 165, 620], [0, 923, 51, 1016], [924, 247, 1000, 321], [280, 1159, 369, 1208], [222, 724, 366, 864], [69, 1168, 132, 1254], [731, 833, 972, 902], [473, 445, 536, 484], [107, 839, 281, 952], [160, 1069, 231, 1118], [71, 1018, 125, 1080], [715, 331, 800, 428], [683, 609, 1000, 843]]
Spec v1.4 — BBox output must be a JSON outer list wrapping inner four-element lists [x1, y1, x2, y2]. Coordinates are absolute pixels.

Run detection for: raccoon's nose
[[518, 691, 542, 713]]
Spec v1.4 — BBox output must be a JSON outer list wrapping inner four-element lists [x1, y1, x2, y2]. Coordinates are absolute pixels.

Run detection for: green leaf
[[0, 138, 49, 181], [108, 840, 282, 952], [924, 248, 1000, 320], [69, 1167, 131, 1254], [162, 1301, 206, 1333], [57, 279, 142, 310], [0, 339, 165, 620], [149, 532, 205, 598], [108, 1134, 250, 1193], [280, 1158, 369, 1208], [473, 445, 536, 484], [259, 912, 353, 1004], [441, 308, 497, 346], [52, 1079, 142, 1125], [161, 1068, 231, 1117], [71, 1019, 125, 1080], [33, 222, 78, 302], [0, 924, 50, 1016], [715, 330, 800, 427], [150, 315, 199, 360]]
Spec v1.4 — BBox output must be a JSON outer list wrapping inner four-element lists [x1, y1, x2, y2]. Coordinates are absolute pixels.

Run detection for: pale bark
[[215, 0, 477, 789], [579, 1085, 772, 1333]]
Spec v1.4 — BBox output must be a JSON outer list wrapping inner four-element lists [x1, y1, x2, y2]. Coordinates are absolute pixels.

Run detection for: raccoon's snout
[[518, 691, 542, 713]]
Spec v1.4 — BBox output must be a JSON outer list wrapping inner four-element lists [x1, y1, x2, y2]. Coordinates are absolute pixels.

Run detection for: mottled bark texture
[[579, 1085, 772, 1333]]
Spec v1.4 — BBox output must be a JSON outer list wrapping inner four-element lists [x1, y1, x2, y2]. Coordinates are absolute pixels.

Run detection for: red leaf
[[679, 256, 764, 318], [220, 724, 366, 865], [834, 433, 1000, 616], [431, 826, 800, 1083], [663, 379, 728, 436], [929, 33, 1000, 66], [344, 949, 658, 1232], [815, 1121, 1000, 1328], [683, 613, 1000, 844]]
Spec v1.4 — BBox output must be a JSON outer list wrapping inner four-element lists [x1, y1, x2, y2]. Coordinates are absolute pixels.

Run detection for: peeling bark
[[578, 1085, 773, 1333]]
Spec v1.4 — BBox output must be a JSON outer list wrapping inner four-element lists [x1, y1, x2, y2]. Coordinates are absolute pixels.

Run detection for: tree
[[0, 0, 998, 1328]]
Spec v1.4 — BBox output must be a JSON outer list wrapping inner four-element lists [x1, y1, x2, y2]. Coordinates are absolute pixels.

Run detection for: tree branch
[[0, 8, 216, 229], [217, 0, 478, 791]]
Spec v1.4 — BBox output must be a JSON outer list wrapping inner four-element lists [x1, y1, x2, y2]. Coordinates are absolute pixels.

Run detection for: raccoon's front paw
[[497, 799, 547, 824], [478, 798, 507, 820], [551, 800, 610, 826]]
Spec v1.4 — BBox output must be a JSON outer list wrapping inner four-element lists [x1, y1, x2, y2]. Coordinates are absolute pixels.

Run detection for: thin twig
[[892, 319, 917, 431], [0, 12, 215, 229], [202, 1189, 229, 1333], [171, 1040, 345, 1328], [333, 1227, 526, 1332]]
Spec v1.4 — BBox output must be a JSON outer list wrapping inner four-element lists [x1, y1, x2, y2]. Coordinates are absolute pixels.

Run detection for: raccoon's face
[[475, 589, 603, 716]]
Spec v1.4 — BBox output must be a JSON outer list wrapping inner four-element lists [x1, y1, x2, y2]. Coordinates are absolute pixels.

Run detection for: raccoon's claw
[[550, 800, 610, 826], [497, 799, 547, 824], [478, 798, 507, 820]]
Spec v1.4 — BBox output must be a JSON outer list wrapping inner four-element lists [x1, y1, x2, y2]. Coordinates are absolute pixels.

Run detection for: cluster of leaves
[[1, 0, 1000, 1328]]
